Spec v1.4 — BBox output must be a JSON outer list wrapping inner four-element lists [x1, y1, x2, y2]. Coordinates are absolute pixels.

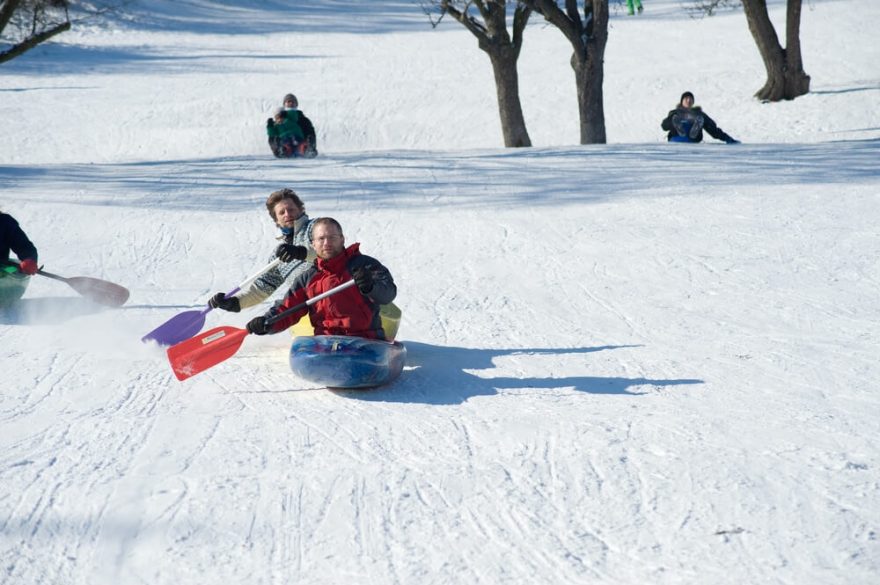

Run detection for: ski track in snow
[[2, 1, 880, 583], [3, 142, 878, 584]]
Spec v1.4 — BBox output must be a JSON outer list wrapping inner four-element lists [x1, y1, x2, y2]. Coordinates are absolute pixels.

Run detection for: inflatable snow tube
[[0, 267, 30, 307], [289, 302, 402, 341], [289, 335, 406, 389]]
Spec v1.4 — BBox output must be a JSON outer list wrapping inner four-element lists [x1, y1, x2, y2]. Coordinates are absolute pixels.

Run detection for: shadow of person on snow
[[332, 341, 703, 405]]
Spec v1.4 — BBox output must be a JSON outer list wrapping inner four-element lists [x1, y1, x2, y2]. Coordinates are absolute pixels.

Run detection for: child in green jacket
[[267, 107, 306, 158]]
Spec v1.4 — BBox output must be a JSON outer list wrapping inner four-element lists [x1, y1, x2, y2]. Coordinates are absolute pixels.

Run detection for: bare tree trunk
[[437, 0, 532, 147], [0, 0, 25, 34], [488, 46, 531, 147], [526, 0, 609, 144], [573, 1, 608, 144], [783, 0, 810, 98], [741, 0, 809, 101]]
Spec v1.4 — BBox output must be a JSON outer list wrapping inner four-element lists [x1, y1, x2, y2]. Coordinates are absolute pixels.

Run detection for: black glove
[[266, 118, 274, 127], [246, 316, 270, 335], [351, 265, 374, 294], [209, 292, 240, 312], [725, 138, 740, 145], [275, 243, 308, 263]]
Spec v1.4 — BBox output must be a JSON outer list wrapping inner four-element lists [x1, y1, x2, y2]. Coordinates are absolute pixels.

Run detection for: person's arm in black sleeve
[[661, 110, 676, 132], [351, 258, 396, 305], [702, 113, 738, 144], [8, 222, 38, 264], [299, 113, 316, 142]]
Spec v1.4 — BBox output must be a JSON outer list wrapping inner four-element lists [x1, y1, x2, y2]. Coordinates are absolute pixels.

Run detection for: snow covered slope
[[1, 1, 878, 584]]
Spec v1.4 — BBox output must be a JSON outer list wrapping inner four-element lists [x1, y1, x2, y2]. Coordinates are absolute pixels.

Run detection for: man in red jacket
[[246, 217, 396, 340]]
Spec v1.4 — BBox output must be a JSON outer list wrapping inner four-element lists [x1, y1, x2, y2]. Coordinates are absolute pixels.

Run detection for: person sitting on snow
[[282, 93, 318, 158], [266, 106, 306, 158], [0, 210, 39, 276], [661, 91, 739, 144], [245, 217, 396, 341], [208, 188, 318, 312]]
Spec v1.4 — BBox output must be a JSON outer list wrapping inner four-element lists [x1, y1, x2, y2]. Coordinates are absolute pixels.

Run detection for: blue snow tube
[[289, 335, 406, 389]]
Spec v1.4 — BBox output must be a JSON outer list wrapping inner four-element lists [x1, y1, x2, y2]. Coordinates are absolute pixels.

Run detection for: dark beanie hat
[[680, 91, 695, 103], [283, 93, 297, 104]]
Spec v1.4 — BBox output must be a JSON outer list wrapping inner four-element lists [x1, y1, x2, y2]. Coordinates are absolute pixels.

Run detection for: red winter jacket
[[267, 243, 396, 339]]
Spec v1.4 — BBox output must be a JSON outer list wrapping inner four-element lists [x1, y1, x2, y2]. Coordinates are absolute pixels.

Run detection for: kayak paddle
[[141, 257, 284, 346], [2, 260, 130, 307], [38, 268, 130, 307], [167, 279, 356, 381]]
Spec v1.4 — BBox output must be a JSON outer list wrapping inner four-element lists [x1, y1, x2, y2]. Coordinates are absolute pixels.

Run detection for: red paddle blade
[[66, 276, 130, 307], [167, 326, 249, 381]]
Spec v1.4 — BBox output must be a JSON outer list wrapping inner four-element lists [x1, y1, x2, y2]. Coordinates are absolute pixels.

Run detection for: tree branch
[[0, 19, 70, 64], [0, 0, 25, 35]]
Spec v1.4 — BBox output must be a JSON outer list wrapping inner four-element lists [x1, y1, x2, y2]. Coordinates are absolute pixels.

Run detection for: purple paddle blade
[[141, 306, 210, 346]]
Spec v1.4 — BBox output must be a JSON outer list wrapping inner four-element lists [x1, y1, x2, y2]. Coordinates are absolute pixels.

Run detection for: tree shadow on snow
[[333, 342, 703, 405]]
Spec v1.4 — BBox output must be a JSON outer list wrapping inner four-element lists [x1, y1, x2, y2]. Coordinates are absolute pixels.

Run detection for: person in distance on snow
[[208, 188, 318, 313], [266, 106, 306, 158], [661, 91, 739, 144], [0, 210, 39, 275], [626, 0, 644, 16], [245, 217, 397, 340], [282, 93, 318, 158]]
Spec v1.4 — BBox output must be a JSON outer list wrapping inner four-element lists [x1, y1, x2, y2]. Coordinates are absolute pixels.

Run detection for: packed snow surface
[[1, 1, 878, 583]]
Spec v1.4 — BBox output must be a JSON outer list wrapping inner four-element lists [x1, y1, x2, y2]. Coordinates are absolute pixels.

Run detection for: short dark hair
[[266, 189, 305, 220], [311, 217, 343, 237]]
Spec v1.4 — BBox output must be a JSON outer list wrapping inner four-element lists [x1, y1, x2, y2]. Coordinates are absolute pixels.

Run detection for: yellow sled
[[289, 302, 401, 341]]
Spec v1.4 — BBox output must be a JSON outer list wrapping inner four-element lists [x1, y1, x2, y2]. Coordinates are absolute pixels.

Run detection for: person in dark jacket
[[661, 91, 739, 144], [0, 211, 39, 275], [246, 217, 396, 340], [282, 93, 318, 158]]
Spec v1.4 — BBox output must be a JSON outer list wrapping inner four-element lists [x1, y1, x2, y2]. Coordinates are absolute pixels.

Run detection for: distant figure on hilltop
[[626, 0, 643, 15], [267, 106, 304, 157], [661, 91, 739, 144], [266, 93, 318, 159], [283, 94, 318, 156]]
